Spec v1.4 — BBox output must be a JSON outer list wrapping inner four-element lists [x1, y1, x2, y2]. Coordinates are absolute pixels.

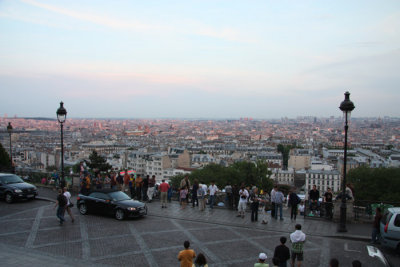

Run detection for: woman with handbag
[[63, 187, 75, 223]]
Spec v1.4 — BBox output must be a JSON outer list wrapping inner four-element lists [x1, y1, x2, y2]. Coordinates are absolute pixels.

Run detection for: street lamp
[[56, 102, 67, 187], [338, 91, 355, 232], [7, 122, 13, 173]]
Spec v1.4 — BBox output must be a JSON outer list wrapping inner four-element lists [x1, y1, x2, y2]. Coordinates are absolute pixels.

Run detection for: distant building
[[305, 169, 341, 195], [288, 149, 312, 170]]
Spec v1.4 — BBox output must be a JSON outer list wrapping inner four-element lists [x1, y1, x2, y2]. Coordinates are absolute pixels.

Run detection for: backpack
[[296, 194, 301, 205]]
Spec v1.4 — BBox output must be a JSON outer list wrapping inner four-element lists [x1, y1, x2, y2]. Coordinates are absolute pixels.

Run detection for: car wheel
[[79, 203, 88, 215], [115, 209, 125, 220], [5, 193, 13, 203]]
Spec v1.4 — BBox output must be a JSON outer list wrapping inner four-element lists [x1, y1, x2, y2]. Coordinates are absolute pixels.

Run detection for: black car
[[77, 189, 147, 220], [0, 173, 38, 203]]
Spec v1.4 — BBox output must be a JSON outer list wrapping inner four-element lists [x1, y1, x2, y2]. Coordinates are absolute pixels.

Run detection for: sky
[[0, 0, 399, 119]]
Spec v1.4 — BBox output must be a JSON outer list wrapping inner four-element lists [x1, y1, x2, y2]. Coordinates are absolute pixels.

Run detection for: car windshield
[[0, 175, 24, 184], [108, 191, 131, 202]]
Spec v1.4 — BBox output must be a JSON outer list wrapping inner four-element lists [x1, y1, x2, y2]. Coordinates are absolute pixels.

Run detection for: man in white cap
[[254, 252, 269, 267]]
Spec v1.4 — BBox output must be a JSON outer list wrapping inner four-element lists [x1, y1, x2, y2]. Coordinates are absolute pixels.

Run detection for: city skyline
[[1, 0, 400, 119]]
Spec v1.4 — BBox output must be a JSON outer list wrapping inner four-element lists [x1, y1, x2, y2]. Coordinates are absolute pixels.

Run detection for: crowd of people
[[50, 167, 370, 266]]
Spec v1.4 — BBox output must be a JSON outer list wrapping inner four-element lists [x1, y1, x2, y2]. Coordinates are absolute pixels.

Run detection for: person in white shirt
[[237, 184, 249, 218], [208, 181, 219, 209], [63, 187, 74, 223]]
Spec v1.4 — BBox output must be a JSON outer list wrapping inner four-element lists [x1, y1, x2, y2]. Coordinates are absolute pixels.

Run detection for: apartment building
[[305, 169, 341, 195], [288, 149, 312, 170]]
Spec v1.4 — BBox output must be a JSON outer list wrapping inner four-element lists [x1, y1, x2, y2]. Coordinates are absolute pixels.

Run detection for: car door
[[88, 192, 110, 215], [0, 177, 5, 198], [390, 214, 400, 246]]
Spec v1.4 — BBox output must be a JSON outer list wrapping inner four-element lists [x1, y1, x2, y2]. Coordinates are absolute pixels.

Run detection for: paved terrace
[[0, 187, 382, 267]]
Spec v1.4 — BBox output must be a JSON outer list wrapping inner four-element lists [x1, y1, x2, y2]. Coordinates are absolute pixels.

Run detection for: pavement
[[0, 186, 397, 267], [35, 186, 372, 241]]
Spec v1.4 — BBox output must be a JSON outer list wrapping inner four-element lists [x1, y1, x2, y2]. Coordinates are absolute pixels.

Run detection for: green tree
[[87, 150, 112, 173], [348, 166, 400, 203], [277, 144, 292, 169], [0, 143, 11, 171], [170, 161, 273, 192], [170, 174, 186, 189]]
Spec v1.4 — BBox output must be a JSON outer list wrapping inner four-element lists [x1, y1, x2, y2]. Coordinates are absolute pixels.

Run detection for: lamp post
[[338, 91, 355, 232], [56, 102, 67, 187], [7, 122, 13, 173]]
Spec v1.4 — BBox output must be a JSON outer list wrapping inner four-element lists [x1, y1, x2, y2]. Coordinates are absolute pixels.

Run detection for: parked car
[[380, 207, 400, 254], [77, 189, 147, 220], [0, 173, 38, 203]]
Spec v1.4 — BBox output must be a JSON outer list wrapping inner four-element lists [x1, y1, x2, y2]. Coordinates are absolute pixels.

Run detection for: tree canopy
[[87, 150, 112, 173], [170, 160, 273, 192], [347, 166, 400, 203], [0, 143, 11, 172]]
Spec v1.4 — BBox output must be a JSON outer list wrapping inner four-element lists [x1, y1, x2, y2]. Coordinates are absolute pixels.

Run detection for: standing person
[[237, 184, 249, 218], [110, 172, 117, 190], [208, 181, 219, 210], [54, 189, 67, 225], [232, 184, 239, 210], [159, 179, 170, 208], [225, 182, 233, 209], [299, 201, 305, 216], [180, 175, 191, 204], [197, 183, 206, 211], [271, 185, 277, 218], [201, 182, 208, 205], [142, 175, 149, 201], [254, 252, 269, 267], [167, 184, 173, 202], [178, 240, 196, 267], [192, 179, 199, 207], [324, 188, 334, 219], [135, 175, 143, 200], [288, 189, 300, 220], [180, 186, 188, 209], [371, 207, 382, 244], [95, 173, 103, 190], [104, 174, 111, 189], [123, 170, 130, 194], [290, 224, 306, 267], [308, 185, 320, 211], [63, 187, 75, 223], [193, 253, 208, 267], [147, 175, 156, 202], [249, 187, 260, 222], [274, 187, 285, 221], [129, 174, 135, 198], [80, 174, 91, 195], [273, 237, 290, 267], [116, 171, 123, 191]]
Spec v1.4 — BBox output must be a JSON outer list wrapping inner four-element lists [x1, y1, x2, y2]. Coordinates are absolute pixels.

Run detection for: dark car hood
[[116, 199, 145, 208], [7, 182, 36, 190]]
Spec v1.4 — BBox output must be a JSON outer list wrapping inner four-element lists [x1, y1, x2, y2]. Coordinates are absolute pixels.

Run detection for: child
[[299, 201, 305, 216], [290, 224, 306, 267], [273, 237, 290, 267], [178, 240, 196, 267], [180, 186, 188, 209]]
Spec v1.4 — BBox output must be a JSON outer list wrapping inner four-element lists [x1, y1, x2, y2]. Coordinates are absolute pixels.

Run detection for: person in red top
[[159, 179, 170, 208], [122, 170, 130, 193], [178, 240, 196, 267]]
